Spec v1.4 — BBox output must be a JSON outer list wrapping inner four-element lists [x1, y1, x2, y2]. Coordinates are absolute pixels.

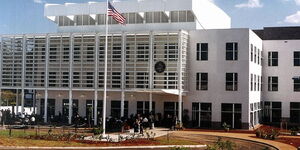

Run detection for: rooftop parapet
[[44, 0, 231, 32]]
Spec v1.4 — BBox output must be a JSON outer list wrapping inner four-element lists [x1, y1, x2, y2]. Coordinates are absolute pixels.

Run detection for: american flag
[[108, 2, 126, 25]]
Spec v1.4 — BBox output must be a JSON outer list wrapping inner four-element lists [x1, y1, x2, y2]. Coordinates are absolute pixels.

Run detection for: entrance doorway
[[40, 99, 55, 121], [192, 102, 212, 128], [221, 103, 242, 129]]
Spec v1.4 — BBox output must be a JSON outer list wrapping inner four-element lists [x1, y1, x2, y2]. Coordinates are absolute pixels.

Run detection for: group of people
[[0, 109, 36, 125], [132, 115, 153, 135]]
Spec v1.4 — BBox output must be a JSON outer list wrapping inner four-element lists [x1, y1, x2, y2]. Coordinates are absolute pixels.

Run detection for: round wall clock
[[155, 61, 166, 73]]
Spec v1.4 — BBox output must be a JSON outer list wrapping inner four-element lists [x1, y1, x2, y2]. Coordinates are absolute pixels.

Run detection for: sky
[[0, 0, 300, 34]]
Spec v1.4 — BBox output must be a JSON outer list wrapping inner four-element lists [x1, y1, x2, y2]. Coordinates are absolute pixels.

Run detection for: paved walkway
[[84, 128, 173, 142], [178, 130, 298, 150], [0, 145, 206, 150]]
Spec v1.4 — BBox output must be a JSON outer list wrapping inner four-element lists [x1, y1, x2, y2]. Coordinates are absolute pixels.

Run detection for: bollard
[[9, 129, 11, 137], [35, 127, 38, 137]]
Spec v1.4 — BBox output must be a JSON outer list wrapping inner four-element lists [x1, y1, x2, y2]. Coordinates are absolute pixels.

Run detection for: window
[[111, 100, 128, 118], [40, 99, 55, 121], [260, 51, 263, 66], [251, 74, 253, 91], [137, 101, 155, 115], [268, 76, 278, 91], [170, 11, 194, 22], [294, 51, 300, 66], [112, 72, 121, 88], [164, 102, 179, 118], [226, 73, 238, 91], [226, 42, 238, 60], [86, 100, 103, 119], [258, 49, 260, 65], [192, 102, 212, 128], [294, 78, 300, 92], [164, 72, 177, 89], [164, 43, 178, 61], [254, 75, 256, 91], [196, 43, 208, 61], [254, 47, 257, 63], [290, 102, 300, 123], [268, 52, 278, 66], [258, 75, 260, 91], [221, 103, 242, 129], [196, 73, 208, 90], [112, 44, 122, 62], [62, 99, 78, 122], [263, 101, 281, 123], [136, 72, 149, 88], [250, 102, 262, 125], [251, 44, 253, 62], [137, 44, 149, 61]]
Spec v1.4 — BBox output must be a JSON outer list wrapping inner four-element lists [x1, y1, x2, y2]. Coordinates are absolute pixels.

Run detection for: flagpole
[[102, 0, 109, 136]]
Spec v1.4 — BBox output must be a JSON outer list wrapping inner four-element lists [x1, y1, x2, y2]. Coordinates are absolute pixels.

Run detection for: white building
[[0, 0, 299, 129]]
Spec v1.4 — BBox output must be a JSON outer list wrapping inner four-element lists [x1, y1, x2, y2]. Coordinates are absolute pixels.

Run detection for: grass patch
[[0, 129, 48, 138]]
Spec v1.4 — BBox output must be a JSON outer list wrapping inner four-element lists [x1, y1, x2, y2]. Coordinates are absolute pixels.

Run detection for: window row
[[250, 44, 262, 66], [196, 42, 238, 61], [250, 74, 262, 91], [196, 73, 238, 91], [268, 76, 300, 92], [268, 51, 300, 66], [57, 11, 195, 26]]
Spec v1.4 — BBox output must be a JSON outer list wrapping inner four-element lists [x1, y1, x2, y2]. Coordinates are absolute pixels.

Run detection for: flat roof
[[254, 26, 300, 40]]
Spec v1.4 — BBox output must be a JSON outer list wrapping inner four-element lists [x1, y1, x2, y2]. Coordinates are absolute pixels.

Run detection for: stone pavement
[[178, 130, 298, 150]]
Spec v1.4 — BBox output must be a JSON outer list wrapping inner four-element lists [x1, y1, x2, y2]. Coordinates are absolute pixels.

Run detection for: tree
[[1, 90, 16, 106]]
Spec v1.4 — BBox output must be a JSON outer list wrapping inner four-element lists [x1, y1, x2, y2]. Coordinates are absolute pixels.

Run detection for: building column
[[33, 90, 36, 114], [94, 33, 99, 126], [44, 90, 48, 123], [94, 91, 98, 126], [149, 31, 154, 113], [68, 33, 74, 125], [121, 32, 126, 118], [68, 90, 73, 124], [44, 34, 50, 123], [16, 90, 19, 114], [0, 36, 2, 112], [149, 93, 152, 113], [177, 31, 183, 125], [21, 35, 26, 114]]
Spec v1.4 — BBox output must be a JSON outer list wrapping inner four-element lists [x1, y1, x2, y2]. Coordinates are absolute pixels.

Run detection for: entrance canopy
[[134, 89, 186, 96]]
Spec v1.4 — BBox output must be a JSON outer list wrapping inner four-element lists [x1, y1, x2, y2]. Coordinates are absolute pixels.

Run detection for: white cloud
[[33, 0, 45, 4], [295, 0, 300, 5], [235, 0, 263, 8], [284, 11, 300, 24]]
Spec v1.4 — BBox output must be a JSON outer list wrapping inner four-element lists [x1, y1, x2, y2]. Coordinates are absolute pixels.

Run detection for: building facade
[[0, 0, 299, 129]]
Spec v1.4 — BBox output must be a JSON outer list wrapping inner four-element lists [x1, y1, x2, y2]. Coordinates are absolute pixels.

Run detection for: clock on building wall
[[155, 61, 166, 73]]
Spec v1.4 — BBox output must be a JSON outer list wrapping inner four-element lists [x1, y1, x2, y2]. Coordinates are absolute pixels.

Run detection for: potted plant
[[222, 122, 230, 132]]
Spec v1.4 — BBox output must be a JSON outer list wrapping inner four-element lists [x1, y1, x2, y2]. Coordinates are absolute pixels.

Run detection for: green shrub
[[91, 128, 103, 135], [254, 126, 280, 140]]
